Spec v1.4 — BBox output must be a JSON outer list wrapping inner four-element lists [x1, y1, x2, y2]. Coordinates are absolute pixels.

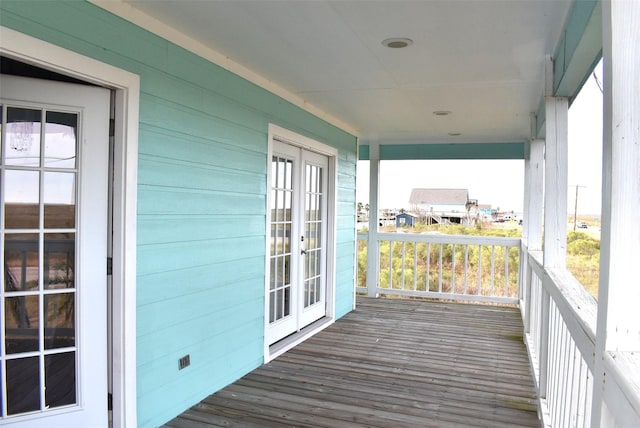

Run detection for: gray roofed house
[[409, 189, 472, 225], [409, 188, 469, 206]]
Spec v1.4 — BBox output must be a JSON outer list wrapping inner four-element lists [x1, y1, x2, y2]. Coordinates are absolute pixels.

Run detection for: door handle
[[301, 248, 307, 255]]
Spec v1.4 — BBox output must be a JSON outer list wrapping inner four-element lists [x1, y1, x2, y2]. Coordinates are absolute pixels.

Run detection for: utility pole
[[571, 184, 586, 231]]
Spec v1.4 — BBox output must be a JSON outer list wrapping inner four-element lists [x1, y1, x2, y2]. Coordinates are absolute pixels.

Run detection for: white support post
[[592, 0, 640, 425], [528, 139, 545, 252], [523, 138, 544, 332], [366, 143, 380, 297], [543, 96, 569, 269]]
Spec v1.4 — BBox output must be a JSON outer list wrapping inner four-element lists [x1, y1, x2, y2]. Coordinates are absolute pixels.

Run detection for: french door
[[0, 75, 110, 425], [267, 140, 329, 345]]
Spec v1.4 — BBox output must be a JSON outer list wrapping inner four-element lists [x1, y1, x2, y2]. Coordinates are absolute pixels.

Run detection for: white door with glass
[[267, 140, 329, 345], [0, 75, 109, 426]]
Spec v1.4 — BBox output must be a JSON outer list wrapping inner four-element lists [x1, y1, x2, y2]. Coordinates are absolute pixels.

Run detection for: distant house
[[409, 188, 473, 225], [396, 212, 418, 228], [478, 204, 493, 219]]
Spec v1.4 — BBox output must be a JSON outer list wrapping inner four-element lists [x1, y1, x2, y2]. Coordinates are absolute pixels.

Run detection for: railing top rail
[[375, 232, 521, 247]]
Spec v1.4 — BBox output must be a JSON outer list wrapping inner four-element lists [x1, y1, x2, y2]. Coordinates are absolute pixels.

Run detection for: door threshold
[[267, 317, 334, 362]]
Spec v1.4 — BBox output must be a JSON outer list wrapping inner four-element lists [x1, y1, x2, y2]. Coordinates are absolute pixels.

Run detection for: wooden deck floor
[[164, 297, 540, 428]]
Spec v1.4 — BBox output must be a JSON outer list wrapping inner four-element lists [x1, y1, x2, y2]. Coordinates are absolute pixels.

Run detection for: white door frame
[[0, 26, 139, 427], [264, 124, 337, 362]]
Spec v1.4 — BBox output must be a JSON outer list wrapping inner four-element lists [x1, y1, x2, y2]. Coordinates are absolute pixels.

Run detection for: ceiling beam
[[358, 142, 525, 161]]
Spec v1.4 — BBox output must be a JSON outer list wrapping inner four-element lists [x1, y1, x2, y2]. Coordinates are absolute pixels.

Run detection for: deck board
[[164, 297, 540, 427]]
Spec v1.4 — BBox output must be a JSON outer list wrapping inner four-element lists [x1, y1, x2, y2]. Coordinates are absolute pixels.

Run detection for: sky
[[356, 61, 604, 216]]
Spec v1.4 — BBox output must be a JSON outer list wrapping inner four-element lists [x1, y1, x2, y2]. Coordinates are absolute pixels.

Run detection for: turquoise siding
[[0, 2, 357, 427]]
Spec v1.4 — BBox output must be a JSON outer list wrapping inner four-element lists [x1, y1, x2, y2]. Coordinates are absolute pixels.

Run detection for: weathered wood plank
[[164, 297, 540, 427]]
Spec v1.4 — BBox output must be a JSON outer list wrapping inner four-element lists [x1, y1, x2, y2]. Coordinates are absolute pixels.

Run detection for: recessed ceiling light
[[448, 132, 462, 136], [382, 38, 413, 49], [433, 110, 452, 116]]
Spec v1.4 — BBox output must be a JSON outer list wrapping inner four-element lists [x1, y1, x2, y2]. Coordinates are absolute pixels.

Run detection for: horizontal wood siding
[[0, 2, 357, 427]]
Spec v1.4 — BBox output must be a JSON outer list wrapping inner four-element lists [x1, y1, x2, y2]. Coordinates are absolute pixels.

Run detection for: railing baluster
[[401, 242, 406, 290], [413, 242, 417, 291], [504, 245, 509, 297], [490, 245, 495, 295], [388, 241, 393, 289], [426, 243, 430, 291], [451, 244, 456, 293], [464, 244, 469, 294], [539, 288, 550, 408], [477, 245, 482, 295], [438, 244, 443, 293]]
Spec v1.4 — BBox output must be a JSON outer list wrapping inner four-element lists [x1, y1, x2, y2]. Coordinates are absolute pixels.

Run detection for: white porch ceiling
[[123, 0, 572, 145]]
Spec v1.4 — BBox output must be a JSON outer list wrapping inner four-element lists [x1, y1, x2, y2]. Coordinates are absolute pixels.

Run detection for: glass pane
[[5, 295, 39, 354], [44, 172, 76, 228], [4, 233, 39, 292], [283, 286, 290, 317], [44, 293, 75, 349], [4, 170, 39, 229], [269, 290, 276, 323], [269, 257, 277, 291], [6, 357, 41, 415], [284, 191, 292, 220], [44, 233, 75, 289], [285, 159, 292, 190], [277, 158, 285, 189], [44, 111, 77, 168], [283, 224, 291, 254], [270, 224, 276, 256], [275, 289, 283, 319], [45, 352, 76, 408], [275, 256, 284, 284], [4, 107, 41, 167], [271, 189, 278, 222], [283, 255, 290, 284]]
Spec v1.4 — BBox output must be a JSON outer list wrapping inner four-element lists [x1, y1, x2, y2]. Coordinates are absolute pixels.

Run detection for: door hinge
[[107, 257, 113, 276], [108, 392, 113, 411], [109, 118, 115, 137]]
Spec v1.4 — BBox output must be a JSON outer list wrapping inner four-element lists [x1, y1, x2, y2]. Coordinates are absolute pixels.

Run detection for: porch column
[[522, 137, 544, 332], [540, 69, 569, 401], [543, 96, 569, 268], [592, 0, 640, 424], [526, 139, 544, 252], [366, 142, 380, 297]]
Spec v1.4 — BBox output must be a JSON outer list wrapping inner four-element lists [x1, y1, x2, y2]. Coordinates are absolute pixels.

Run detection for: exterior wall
[[0, 2, 357, 427], [395, 213, 416, 227], [417, 203, 467, 213]]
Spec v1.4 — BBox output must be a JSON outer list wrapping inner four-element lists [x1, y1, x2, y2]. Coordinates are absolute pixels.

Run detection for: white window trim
[[264, 124, 338, 362], [0, 26, 139, 428]]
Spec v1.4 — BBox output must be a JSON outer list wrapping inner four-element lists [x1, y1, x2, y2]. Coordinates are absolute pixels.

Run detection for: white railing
[[522, 247, 640, 427], [357, 233, 640, 427], [357, 232, 521, 304]]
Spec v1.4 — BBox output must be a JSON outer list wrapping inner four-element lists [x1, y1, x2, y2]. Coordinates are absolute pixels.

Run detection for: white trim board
[[264, 124, 338, 362], [89, 0, 358, 137], [0, 26, 139, 428]]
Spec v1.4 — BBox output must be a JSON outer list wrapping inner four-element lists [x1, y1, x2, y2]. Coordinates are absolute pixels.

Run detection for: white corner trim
[[89, 0, 359, 137], [0, 25, 139, 428]]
